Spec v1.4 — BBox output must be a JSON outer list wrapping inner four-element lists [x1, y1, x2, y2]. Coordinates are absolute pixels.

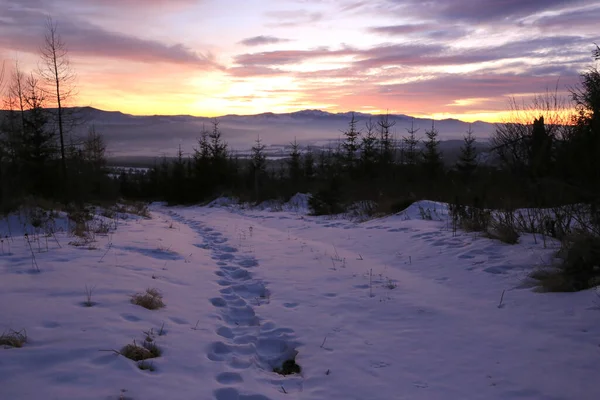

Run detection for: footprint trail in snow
[[166, 211, 302, 399]]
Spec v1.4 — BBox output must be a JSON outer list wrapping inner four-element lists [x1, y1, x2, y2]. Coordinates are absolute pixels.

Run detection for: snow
[[1, 202, 599, 400]]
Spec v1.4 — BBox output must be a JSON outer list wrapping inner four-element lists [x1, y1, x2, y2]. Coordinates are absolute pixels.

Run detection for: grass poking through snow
[[0, 329, 27, 348], [131, 288, 165, 310]]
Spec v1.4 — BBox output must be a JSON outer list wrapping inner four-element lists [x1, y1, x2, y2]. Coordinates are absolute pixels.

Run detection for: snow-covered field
[[1, 200, 599, 400]]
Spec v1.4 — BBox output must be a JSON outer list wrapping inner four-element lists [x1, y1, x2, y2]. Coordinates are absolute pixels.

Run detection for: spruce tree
[[402, 119, 419, 167], [421, 120, 442, 179], [342, 113, 361, 168], [303, 148, 315, 182], [456, 125, 477, 180], [287, 138, 302, 185], [377, 113, 396, 171], [361, 118, 378, 177], [251, 136, 266, 201]]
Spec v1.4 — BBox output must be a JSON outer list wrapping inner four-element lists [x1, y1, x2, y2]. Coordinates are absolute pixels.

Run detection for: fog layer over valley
[[60, 107, 495, 158]]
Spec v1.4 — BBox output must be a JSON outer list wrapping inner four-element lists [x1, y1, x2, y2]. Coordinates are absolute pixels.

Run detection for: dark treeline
[[116, 51, 599, 219]]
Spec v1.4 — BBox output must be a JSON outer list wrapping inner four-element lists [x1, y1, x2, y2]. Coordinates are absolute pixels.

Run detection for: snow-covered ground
[[1, 200, 599, 400]]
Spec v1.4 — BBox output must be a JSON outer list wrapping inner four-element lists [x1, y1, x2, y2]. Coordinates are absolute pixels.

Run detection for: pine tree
[[209, 119, 228, 162], [303, 148, 315, 182], [402, 119, 419, 166], [456, 125, 477, 180], [287, 138, 302, 185], [377, 113, 396, 171], [21, 73, 57, 197], [251, 136, 266, 201], [422, 120, 442, 179], [342, 112, 361, 168], [208, 119, 230, 190], [360, 118, 378, 177]]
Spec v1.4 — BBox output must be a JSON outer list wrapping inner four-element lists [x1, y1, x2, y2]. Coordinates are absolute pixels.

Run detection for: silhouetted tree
[[342, 112, 361, 168], [402, 119, 419, 167], [287, 138, 302, 185], [422, 121, 442, 179], [456, 125, 477, 182], [377, 113, 396, 171], [250, 136, 267, 201], [39, 17, 76, 183], [361, 118, 378, 177]]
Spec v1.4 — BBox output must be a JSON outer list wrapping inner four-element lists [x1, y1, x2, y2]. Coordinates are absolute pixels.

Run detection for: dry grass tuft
[[131, 288, 165, 310], [486, 221, 520, 245], [120, 339, 162, 361], [531, 233, 600, 292], [0, 329, 27, 348]]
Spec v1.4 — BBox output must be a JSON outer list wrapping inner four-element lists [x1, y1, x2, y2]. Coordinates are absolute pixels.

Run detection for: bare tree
[[0, 61, 5, 94], [8, 60, 27, 134], [38, 17, 76, 181], [490, 87, 573, 173]]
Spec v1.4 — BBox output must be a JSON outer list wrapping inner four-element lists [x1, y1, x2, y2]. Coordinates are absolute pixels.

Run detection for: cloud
[[226, 65, 285, 78], [532, 5, 600, 31], [384, 0, 579, 22], [265, 10, 323, 27], [239, 35, 291, 47], [56, 0, 198, 9], [233, 47, 355, 67], [368, 23, 470, 40], [0, 6, 217, 68]]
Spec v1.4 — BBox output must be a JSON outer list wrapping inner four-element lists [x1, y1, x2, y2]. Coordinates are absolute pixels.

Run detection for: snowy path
[[165, 210, 302, 399]]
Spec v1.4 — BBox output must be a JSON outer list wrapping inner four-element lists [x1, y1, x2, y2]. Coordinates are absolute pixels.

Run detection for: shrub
[[309, 188, 344, 216], [450, 204, 491, 232], [487, 213, 520, 244], [131, 288, 165, 310], [487, 222, 520, 244], [0, 329, 27, 348], [531, 233, 600, 291]]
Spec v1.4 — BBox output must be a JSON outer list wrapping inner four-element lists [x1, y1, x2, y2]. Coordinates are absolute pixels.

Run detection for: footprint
[[228, 357, 252, 370], [324, 293, 337, 298], [283, 302, 298, 308], [210, 297, 228, 307], [238, 258, 258, 268], [230, 269, 251, 280], [233, 335, 257, 345], [41, 321, 60, 328], [216, 372, 243, 384], [208, 342, 233, 361], [169, 316, 188, 325], [219, 246, 238, 253], [216, 326, 235, 339], [121, 314, 142, 322]]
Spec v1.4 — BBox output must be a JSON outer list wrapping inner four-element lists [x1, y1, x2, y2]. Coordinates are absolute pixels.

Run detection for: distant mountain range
[[1, 107, 496, 158]]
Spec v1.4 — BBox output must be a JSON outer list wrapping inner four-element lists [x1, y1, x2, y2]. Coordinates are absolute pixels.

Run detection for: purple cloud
[[239, 36, 291, 47], [0, 6, 217, 67]]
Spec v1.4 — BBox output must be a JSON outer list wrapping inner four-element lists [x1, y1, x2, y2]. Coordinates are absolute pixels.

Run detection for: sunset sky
[[1, 0, 598, 122]]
